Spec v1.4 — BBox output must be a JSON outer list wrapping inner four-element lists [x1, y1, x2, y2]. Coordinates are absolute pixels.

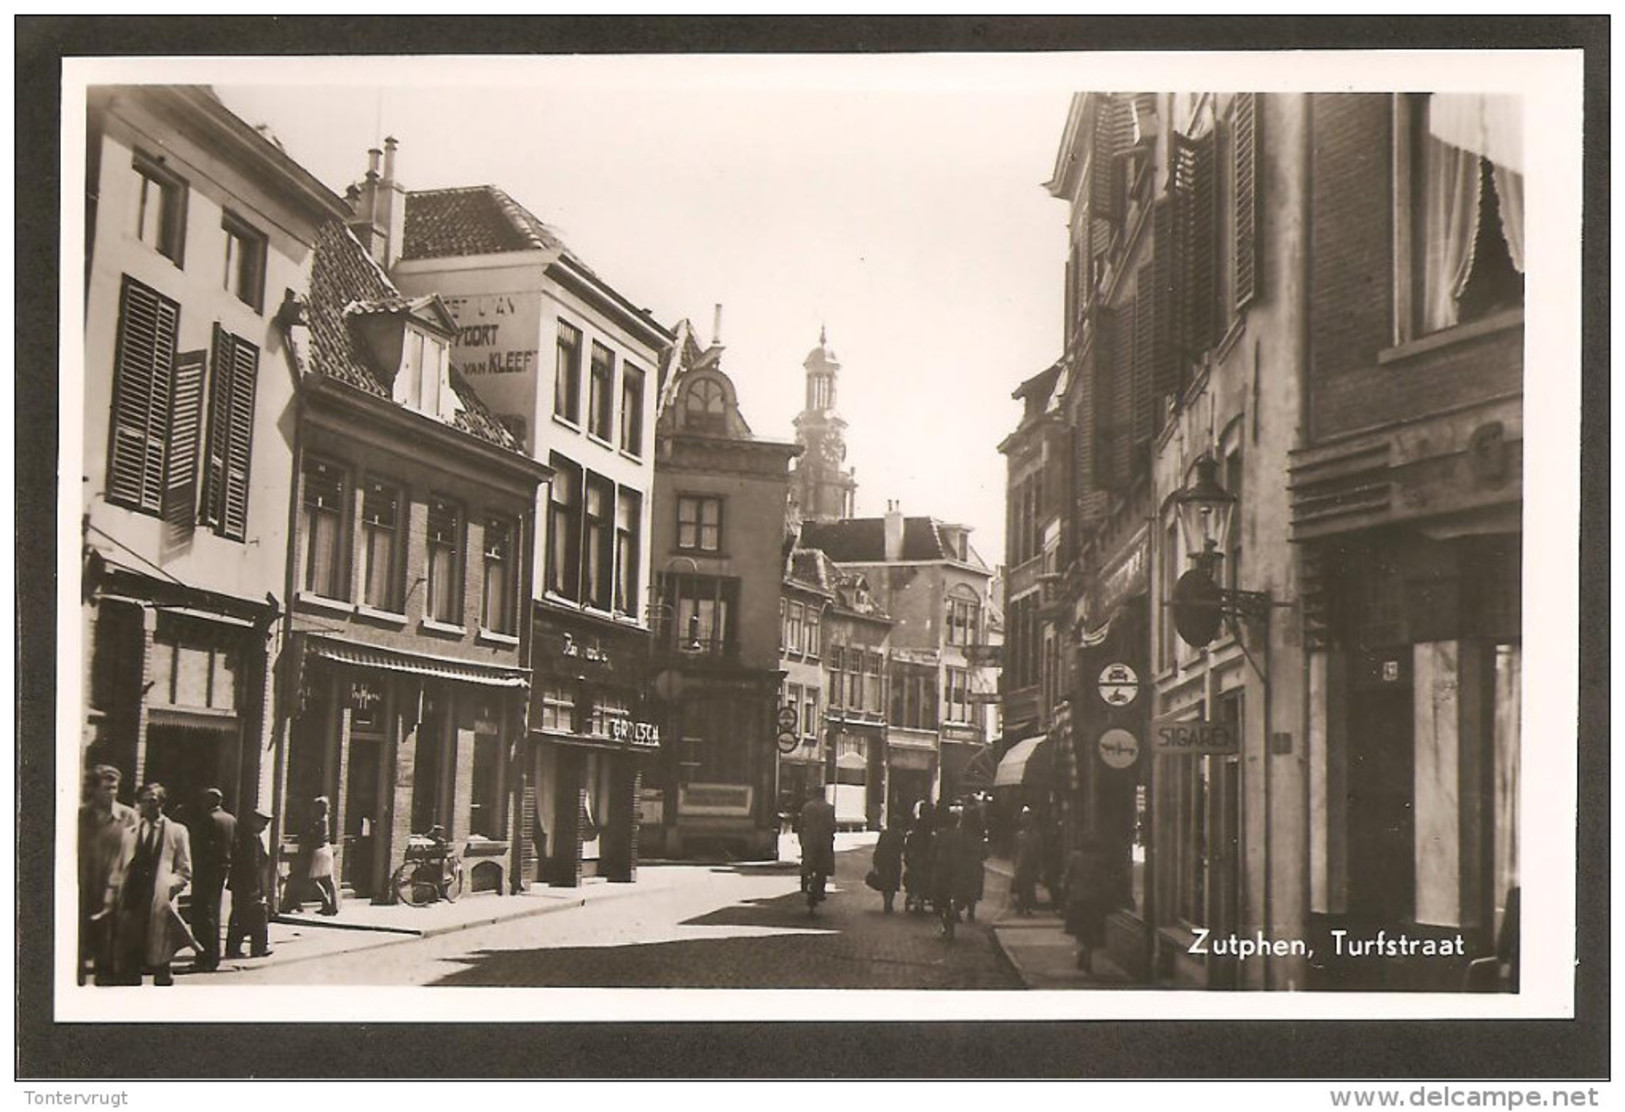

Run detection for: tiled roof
[[799, 517, 964, 564], [401, 186, 588, 270], [306, 221, 523, 453]]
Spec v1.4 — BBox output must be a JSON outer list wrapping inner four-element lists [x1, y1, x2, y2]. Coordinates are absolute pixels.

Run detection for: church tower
[[790, 327, 858, 522]]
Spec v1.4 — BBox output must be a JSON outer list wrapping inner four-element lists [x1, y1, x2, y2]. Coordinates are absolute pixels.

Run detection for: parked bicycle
[[391, 825, 464, 907]]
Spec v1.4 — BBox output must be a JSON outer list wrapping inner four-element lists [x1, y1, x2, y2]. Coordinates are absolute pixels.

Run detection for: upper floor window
[[785, 602, 804, 657], [359, 479, 404, 612], [946, 593, 981, 646], [1399, 93, 1524, 339], [396, 328, 454, 420], [620, 364, 645, 456], [106, 276, 182, 517], [677, 495, 723, 553], [803, 605, 821, 658], [944, 667, 972, 724], [301, 458, 347, 600], [130, 153, 186, 265], [583, 474, 615, 611], [553, 320, 582, 424], [546, 456, 582, 602], [221, 212, 266, 312], [827, 646, 844, 707], [657, 572, 740, 656], [682, 377, 727, 434], [201, 325, 260, 542], [588, 341, 616, 442], [614, 489, 642, 618], [426, 497, 463, 625], [481, 516, 517, 635]]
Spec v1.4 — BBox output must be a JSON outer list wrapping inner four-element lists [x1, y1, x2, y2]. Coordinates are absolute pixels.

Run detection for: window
[[359, 480, 403, 612], [546, 456, 582, 601], [553, 320, 582, 423], [620, 364, 645, 456], [785, 602, 804, 658], [656, 572, 740, 656], [803, 688, 819, 743], [221, 212, 266, 312], [778, 599, 787, 653], [682, 377, 727, 434], [588, 342, 615, 441], [130, 153, 186, 264], [539, 682, 576, 733], [426, 497, 463, 625], [588, 693, 632, 740], [889, 662, 939, 731], [676, 495, 723, 553], [301, 458, 347, 599], [469, 724, 502, 838], [944, 667, 971, 724], [946, 594, 980, 646], [614, 489, 641, 617], [804, 604, 821, 658], [397, 328, 453, 419], [785, 683, 802, 730], [865, 652, 884, 714], [583, 474, 614, 611], [846, 652, 862, 709], [200, 325, 260, 541], [828, 648, 844, 708], [481, 516, 517, 634], [1399, 93, 1525, 339], [106, 276, 181, 516]]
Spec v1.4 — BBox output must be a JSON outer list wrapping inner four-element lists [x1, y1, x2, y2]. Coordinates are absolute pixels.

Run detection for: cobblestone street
[[220, 843, 1022, 990]]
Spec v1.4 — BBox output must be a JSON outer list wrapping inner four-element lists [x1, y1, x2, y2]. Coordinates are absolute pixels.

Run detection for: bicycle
[[391, 826, 464, 907]]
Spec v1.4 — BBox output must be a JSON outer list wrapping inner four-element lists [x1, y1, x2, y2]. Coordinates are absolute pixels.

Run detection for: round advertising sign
[[1098, 728, 1141, 770], [1097, 662, 1140, 707]]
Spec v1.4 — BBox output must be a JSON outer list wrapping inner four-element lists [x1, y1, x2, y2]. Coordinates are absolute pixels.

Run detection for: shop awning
[[993, 735, 1052, 788], [958, 745, 999, 790], [306, 635, 528, 688]]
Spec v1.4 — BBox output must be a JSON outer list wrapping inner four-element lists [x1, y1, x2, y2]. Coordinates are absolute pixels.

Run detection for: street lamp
[[1170, 455, 1270, 649]]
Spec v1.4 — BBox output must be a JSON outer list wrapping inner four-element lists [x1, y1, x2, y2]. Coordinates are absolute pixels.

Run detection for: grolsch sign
[[1152, 717, 1239, 756]]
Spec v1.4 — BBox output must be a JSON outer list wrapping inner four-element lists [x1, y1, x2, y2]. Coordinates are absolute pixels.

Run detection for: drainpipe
[[1293, 91, 1316, 992]]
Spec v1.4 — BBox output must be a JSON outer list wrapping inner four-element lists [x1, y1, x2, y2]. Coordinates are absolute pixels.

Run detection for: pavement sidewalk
[[981, 856, 1137, 991]]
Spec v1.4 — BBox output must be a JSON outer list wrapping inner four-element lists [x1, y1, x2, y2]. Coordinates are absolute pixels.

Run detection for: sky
[[211, 56, 1079, 566]]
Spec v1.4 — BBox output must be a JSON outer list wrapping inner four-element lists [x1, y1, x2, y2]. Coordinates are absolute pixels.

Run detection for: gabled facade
[[648, 325, 801, 859], [278, 220, 549, 902], [388, 162, 676, 885], [81, 86, 350, 826]]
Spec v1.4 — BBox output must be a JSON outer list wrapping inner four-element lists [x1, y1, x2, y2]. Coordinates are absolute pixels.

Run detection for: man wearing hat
[[226, 807, 274, 959], [189, 787, 236, 971]]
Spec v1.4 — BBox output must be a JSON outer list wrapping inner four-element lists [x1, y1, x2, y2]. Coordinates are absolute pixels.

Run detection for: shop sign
[[679, 783, 753, 817], [610, 719, 661, 748], [1153, 717, 1240, 756], [1098, 728, 1141, 769], [1091, 529, 1149, 615], [560, 632, 612, 665]]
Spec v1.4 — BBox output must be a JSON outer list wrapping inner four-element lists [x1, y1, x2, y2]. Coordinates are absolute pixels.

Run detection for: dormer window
[[396, 326, 458, 421]]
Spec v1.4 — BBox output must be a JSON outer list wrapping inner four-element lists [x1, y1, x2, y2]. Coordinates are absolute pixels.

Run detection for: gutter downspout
[[1294, 91, 1316, 992]]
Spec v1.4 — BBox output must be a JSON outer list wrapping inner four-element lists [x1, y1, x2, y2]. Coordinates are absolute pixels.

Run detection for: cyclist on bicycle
[[798, 785, 837, 917]]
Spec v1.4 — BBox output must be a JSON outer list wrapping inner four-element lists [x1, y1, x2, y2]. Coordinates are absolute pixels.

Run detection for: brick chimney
[[883, 500, 905, 562], [347, 138, 405, 271]]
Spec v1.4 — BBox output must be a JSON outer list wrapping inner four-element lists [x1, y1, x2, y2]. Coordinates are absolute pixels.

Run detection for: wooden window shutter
[[202, 325, 260, 540], [1131, 264, 1157, 453], [1175, 130, 1219, 357], [1150, 196, 1185, 425], [162, 349, 206, 529], [1089, 96, 1137, 222], [107, 277, 180, 514], [1233, 92, 1260, 310], [1090, 307, 1117, 489]]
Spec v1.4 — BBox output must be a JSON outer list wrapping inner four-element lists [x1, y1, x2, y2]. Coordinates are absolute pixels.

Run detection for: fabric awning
[[958, 745, 999, 790], [306, 635, 527, 688], [993, 735, 1052, 788]]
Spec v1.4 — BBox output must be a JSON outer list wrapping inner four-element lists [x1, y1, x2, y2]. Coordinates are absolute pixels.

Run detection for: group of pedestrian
[[76, 765, 275, 986], [869, 798, 988, 941]]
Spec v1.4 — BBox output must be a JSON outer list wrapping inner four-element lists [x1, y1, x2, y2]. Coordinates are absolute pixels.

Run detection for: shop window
[[676, 495, 723, 553], [300, 458, 347, 600], [1398, 93, 1524, 340], [614, 489, 642, 618], [130, 152, 187, 265], [588, 341, 615, 441], [199, 325, 260, 541], [553, 320, 582, 424], [106, 276, 182, 516], [620, 363, 645, 456], [589, 692, 632, 740], [359, 479, 403, 612], [480, 516, 517, 635], [546, 456, 582, 601], [221, 211, 266, 312], [426, 497, 463, 625], [582, 473, 614, 611]]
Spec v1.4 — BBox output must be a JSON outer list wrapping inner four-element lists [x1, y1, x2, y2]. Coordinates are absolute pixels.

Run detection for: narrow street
[[218, 844, 1021, 990]]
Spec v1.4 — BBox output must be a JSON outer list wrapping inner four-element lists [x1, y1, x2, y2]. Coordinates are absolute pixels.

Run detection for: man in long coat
[[189, 787, 236, 971], [78, 764, 137, 984], [798, 785, 838, 914], [225, 808, 273, 959], [114, 783, 197, 985]]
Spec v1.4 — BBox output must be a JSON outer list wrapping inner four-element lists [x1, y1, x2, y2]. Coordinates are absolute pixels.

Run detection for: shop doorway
[[1346, 681, 1415, 923], [142, 722, 236, 819], [342, 735, 382, 897]]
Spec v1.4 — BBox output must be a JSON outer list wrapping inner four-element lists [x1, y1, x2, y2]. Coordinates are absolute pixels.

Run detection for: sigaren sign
[[1153, 717, 1240, 756]]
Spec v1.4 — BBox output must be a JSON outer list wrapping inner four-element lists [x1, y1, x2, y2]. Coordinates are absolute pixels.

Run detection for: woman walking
[[870, 819, 905, 914], [902, 801, 934, 915]]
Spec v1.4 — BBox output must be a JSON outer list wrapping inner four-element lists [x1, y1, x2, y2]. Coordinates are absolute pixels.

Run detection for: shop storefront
[[886, 733, 936, 827]]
